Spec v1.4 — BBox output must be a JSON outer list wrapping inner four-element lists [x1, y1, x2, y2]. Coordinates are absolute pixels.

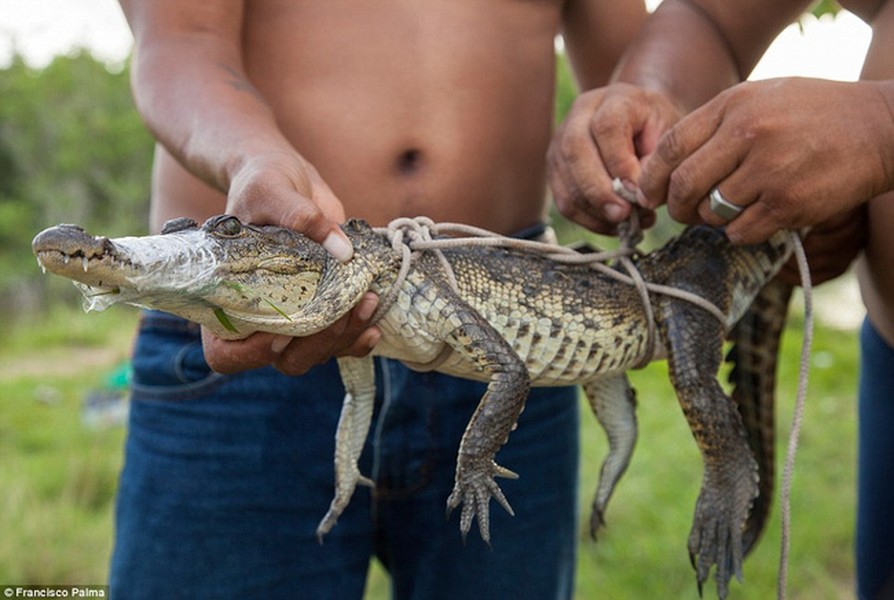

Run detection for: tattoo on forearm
[[217, 62, 265, 103]]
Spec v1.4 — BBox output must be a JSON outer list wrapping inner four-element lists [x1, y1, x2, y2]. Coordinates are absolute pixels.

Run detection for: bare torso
[[150, 0, 563, 235], [847, 0, 894, 345]]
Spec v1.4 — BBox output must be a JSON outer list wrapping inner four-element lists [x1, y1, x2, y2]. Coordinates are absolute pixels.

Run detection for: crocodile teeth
[[35, 256, 46, 274], [82, 256, 89, 272]]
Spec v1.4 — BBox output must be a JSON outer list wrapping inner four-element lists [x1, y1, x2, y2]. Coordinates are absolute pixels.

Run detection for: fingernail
[[603, 203, 626, 223], [271, 335, 292, 354], [612, 178, 638, 204], [635, 190, 654, 208], [323, 231, 354, 262], [356, 294, 378, 322], [367, 328, 381, 351]]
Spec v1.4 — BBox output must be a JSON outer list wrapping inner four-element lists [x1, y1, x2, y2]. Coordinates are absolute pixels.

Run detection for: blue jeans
[[857, 318, 894, 600], [109, 311, 580, 599]]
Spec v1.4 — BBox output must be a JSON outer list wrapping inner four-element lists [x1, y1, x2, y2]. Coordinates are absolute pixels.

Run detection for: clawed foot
[[687, 464, 758, 599], [315, 470, 374, 543], [445, 458, 518, 544], [589, 501, 607, 540]]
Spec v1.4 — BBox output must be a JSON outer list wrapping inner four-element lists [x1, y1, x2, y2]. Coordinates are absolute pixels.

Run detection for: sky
[[1, 0, 133, 69], [0, 0, 873, 79]]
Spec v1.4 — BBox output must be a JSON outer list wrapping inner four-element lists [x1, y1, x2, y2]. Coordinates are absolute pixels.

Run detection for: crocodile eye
[[213, 216, 243, 237]]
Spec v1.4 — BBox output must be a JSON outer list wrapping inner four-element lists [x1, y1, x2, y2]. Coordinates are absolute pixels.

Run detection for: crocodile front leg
[[440, 304, 530, 544], [316, 355, 377, 541], [583, 373, 638, 538], [662, 306, 758, 600]]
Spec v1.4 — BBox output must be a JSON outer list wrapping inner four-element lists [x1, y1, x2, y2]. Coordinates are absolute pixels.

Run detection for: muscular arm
[[561, 0, 647, 90], [612, 0, 808, 111], [120, 0, 352, 258], [120, 0, 373, 375]]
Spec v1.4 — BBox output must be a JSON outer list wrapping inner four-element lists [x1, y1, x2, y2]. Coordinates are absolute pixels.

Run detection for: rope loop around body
[[371, 210, 728, 363]]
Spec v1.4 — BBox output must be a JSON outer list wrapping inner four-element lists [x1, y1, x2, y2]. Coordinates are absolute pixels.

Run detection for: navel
[[396, 148, 423, 175]]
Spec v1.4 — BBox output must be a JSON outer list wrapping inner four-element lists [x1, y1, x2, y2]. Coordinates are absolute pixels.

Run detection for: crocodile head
[[32, 215, 381, 339]]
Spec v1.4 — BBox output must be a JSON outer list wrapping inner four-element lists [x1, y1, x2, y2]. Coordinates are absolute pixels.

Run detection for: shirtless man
[[548, 1, 894, 596], [111, 1, 646, 598]]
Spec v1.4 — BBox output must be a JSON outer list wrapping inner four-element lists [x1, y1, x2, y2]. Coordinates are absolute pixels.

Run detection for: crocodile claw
[[315, 472, 374, 543], [687, 460, 757, 599], [446, 459, 518, 543], [589, 505, 607, 540]]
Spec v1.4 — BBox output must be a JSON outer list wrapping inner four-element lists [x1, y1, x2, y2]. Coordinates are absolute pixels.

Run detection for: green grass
[[573, 310, 858, 600], [1, 306, 135, 584], [1, 302, 859, 598]]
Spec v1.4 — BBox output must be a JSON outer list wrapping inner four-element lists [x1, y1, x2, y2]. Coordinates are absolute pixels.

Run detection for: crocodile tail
[[726, 277, 793, 556]]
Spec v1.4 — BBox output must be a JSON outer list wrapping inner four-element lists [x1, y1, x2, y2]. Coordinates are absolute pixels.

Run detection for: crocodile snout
[[31, 224, 117, 279], [32, 224, 110, 258]]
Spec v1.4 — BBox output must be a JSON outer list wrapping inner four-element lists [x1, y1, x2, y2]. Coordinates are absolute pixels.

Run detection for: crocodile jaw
[[32, 224, 222, 312]]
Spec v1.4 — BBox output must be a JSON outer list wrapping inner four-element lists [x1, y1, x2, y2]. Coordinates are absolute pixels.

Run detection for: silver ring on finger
[[708, 187, 744, 221]]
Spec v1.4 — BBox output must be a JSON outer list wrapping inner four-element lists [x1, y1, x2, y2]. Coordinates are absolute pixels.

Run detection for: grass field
[[1, 288, 861, 598]]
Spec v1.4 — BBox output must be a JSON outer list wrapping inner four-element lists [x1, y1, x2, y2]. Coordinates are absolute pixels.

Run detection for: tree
[[0, 50, 154, 310]]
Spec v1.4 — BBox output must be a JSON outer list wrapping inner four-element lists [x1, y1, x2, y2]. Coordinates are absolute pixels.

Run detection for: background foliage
[[0, 51, 153, 312]]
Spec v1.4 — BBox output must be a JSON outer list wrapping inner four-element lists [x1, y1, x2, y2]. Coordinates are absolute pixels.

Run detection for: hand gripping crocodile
[[33, 215, 794, 598]]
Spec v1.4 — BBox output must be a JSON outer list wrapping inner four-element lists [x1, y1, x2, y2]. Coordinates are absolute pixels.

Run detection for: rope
[[777, 231, 814, 600], [613, 179, 656, 368], [371, 202, 728, 371]]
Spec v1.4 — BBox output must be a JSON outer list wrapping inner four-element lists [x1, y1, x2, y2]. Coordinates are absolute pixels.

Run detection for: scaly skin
[[33, 215, 793, 598], [726, 278, 793, 557]]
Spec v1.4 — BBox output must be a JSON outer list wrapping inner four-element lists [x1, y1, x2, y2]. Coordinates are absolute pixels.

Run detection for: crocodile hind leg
[[440, 304, 531, 545], [583, 374, 638, 538], [662, 307, 758, 600], [316, 355, 377, 541]]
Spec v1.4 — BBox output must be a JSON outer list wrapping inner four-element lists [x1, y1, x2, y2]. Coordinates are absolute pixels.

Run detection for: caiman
[[32, 214, 793, 599]]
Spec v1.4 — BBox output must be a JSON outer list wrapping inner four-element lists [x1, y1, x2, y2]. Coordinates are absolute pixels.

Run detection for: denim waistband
[[139, 309, 202, 334], [511, 221, 549, 241]]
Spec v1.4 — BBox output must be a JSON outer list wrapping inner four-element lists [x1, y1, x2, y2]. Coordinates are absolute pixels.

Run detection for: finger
[[272, 319, 349, 376], [634, 205, 658, 230], [282, 198, 354, 263], [589, 98, 643, 189], [550, 161, 629, 235], [658, 131, 748, 227], [778, 209, 866, 285], [201, 329, 282, 374], [229, 161, 353, 262], [722, 199, 785, 245], [639, 96, 726, 212], [695, 182, 753, 229], [342, 326, 382, 358], [302, 168, 355, 262], [273, 293, 380, 375], [777, 251, 848, 286], [692, 141, 778, 229], [550, 108, 630, 229]]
